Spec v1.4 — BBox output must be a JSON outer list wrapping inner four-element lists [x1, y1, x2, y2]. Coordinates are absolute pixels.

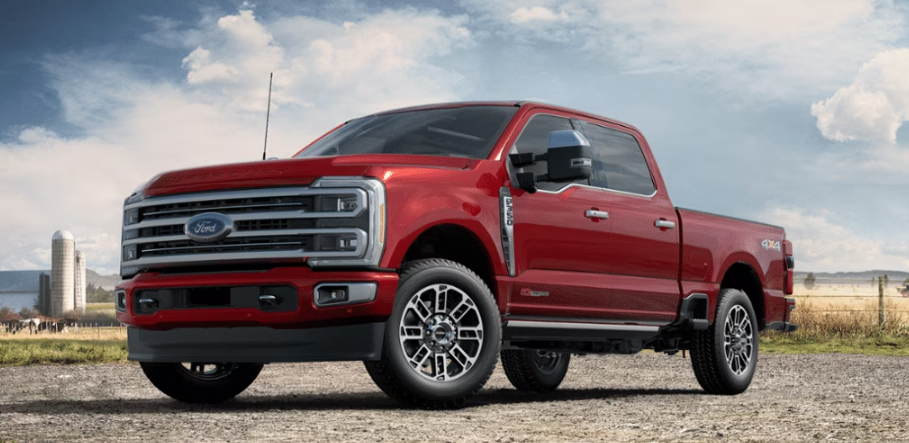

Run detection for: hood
[[140, 154, 472, 196]]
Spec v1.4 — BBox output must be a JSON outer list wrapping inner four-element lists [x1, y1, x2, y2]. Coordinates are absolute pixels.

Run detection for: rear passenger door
[[578, 120, 681, 324]]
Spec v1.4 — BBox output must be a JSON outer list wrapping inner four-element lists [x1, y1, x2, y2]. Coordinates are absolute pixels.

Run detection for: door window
[[511, 114, 585, 191], [581, 121, 656, 195]]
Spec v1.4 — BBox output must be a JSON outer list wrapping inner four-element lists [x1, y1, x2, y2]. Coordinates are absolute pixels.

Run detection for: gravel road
[[1, 353, 908, 442]]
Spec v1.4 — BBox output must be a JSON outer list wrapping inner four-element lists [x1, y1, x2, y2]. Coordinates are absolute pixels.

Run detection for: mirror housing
[[509, 129, 593, 193]]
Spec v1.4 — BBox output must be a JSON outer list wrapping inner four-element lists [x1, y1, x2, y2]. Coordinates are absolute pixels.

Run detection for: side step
[[503, 318, 664, 341]]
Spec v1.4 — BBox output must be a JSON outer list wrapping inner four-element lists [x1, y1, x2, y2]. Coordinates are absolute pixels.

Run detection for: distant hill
[[86, 269, 120, 290]]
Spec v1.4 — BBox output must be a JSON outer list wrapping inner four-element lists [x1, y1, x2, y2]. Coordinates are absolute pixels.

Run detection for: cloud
[[462, 0, 907, 100], [0, 7, 471, 274], [811, 48, 909, 143], [510, 7, 568, 23], [760, 207, 909, 272]]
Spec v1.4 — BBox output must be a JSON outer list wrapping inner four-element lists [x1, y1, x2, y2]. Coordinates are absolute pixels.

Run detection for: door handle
[[655, 220, 676, 229], [586, 209, 609, 219]]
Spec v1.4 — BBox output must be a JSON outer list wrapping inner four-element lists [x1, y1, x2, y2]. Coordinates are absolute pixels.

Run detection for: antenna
[[262, 72, 273, 160]]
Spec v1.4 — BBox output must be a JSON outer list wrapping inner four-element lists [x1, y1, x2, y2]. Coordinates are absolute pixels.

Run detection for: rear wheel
[[364, 259, 501, 409], [501, 349, 570, 393], [690, 288, 758, 395], [140, 362, 263, 403]]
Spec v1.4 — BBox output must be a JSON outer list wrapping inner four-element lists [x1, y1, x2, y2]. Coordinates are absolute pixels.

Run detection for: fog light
[[116, 291, 127, 311], [316, 285, 349, 305]]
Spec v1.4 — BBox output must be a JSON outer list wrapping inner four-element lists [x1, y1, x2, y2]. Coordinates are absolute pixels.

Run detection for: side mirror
[[509, 130, 592, 193]]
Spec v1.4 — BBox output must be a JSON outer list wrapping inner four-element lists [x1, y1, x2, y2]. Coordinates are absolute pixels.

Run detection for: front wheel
[[364, 259, 501, 409], [140, 362, 264, 403], [690, 288, 758, 395], [501, 349, 570, 393]]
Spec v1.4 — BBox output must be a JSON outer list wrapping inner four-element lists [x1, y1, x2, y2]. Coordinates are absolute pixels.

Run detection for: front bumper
[[127, 323, 385, 363], [115, 266, 399, 329]]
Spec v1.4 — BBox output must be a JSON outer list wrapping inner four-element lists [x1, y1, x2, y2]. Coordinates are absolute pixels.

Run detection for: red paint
[[119, 101, 792, 333]]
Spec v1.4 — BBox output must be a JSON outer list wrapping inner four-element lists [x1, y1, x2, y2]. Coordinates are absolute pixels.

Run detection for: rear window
[[295, 106, 518, 159]]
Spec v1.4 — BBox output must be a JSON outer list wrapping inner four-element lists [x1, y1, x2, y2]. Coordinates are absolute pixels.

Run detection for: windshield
[[295, 106, 518, 159]]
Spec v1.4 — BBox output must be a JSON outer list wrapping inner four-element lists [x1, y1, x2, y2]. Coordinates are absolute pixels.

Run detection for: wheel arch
[[719, 261, 766, 330], [398, 223, 499, 302]]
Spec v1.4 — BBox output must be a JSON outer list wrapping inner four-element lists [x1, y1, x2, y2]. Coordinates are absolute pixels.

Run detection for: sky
[[1, 0, 909, 275]]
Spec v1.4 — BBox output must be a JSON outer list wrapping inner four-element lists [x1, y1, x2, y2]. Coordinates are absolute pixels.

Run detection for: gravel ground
[[1, 353, 908, 442]]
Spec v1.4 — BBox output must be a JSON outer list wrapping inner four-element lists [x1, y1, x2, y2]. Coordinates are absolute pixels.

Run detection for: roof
[[0, 270, 50, 294], [53, 230, 74, 241], [369, 101, 640, 133]]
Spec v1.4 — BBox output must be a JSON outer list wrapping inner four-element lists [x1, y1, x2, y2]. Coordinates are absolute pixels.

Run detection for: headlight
[[318, 195, 359, 212], [124, 208, 140, 225], [123, 244, 138, 261], [317, 233, 360, 252]]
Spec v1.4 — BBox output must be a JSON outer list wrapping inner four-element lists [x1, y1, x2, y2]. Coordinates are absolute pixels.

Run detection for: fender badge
[[520, 288, 550, 297], [761, 239, 781, 251]]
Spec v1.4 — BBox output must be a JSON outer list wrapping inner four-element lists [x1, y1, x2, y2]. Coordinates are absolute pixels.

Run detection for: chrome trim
[[124, 187, 366, 213], [259, 295, 278, 305], [307, 177, 386, 268], [313, 282, 378, 307], [585, 209, 609, 219], [500, 188, 515, 277], [121, 181, 382, 270], [123, 229, 367, 268], [504, 320, 661, 332], [144, 202, 303, 217], [502, 112, 659, 198], [125, 208, 366, 231], [654, 220, 676, 229], [122, 228, 366, 246]]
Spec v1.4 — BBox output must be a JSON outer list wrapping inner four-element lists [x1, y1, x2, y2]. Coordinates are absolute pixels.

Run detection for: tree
[[0, 307, 22, 321], [903, 277, 909, 287], [18, 307, 39, 319], [804, 272, 816, 289], [86, 283, 114, 303]]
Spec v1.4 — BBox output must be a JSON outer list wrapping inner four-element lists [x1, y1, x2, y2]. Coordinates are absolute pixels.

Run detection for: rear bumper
[[127, 322, 385, 363]]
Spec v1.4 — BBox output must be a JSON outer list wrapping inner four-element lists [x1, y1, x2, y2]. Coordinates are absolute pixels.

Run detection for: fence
[[786, 276, 909, 337]]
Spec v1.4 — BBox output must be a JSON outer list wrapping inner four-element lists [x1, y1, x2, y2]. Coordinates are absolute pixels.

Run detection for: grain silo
[[74, 250, 86, 313], [51, 230, 75, 317]]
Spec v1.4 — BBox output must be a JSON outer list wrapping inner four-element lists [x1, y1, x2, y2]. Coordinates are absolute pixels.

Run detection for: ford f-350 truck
[[116, 101, 798, 408]]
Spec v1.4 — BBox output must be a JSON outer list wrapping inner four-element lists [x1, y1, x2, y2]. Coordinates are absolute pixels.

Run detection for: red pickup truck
[[116, 101, 797, 408]]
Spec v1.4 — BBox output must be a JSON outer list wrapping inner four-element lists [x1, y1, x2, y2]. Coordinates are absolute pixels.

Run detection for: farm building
[[0, 270, 51, 312], [0, 229, 89, 316]]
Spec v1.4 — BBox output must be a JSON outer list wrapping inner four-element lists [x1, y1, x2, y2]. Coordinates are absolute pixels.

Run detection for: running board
[[503, 319, 662, 341]]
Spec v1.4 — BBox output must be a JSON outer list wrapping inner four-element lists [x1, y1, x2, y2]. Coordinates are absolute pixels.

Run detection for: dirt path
[[1, 353, 908, 442]]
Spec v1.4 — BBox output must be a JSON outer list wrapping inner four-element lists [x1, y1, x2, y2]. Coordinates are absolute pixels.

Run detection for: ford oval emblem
[[185, 212, 233, 243]]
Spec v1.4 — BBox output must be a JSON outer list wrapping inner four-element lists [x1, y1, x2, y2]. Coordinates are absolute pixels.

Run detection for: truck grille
[[120, 182, 384, 274]]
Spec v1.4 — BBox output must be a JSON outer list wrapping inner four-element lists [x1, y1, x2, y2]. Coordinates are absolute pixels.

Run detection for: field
[[2, 354, 907, 442]]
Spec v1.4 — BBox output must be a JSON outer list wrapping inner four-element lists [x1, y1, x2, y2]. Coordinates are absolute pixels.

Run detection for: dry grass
[[85, 303, 115, 311], [0, 327, 127, 341]]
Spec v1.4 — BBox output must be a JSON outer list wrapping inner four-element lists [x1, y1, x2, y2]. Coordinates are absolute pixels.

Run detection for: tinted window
[[510, 114, 580, 191], [581, 121, 656, 195], [295, 106, 518, 159]]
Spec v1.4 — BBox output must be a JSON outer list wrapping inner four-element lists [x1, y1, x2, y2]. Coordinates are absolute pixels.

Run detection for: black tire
[[690, 288, 758, 395], [364, 259, 501, 409], [140, 362, 264, 403], [501, 349, 570, 393]]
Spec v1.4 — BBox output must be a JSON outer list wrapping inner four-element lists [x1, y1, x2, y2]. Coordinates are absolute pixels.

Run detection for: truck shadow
[[0, 387, 700, 415]]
